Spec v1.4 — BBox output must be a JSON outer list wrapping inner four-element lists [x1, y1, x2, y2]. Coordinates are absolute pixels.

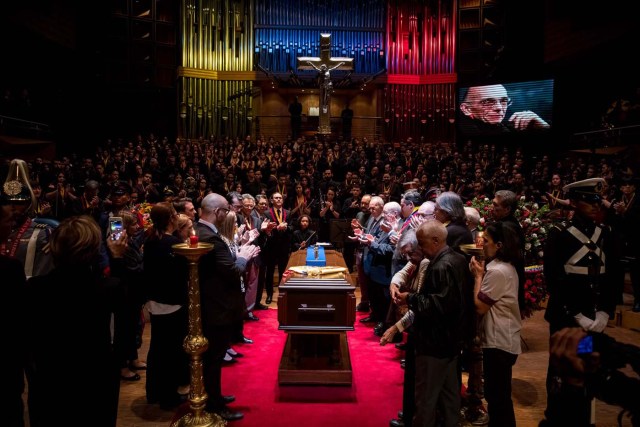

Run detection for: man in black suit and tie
[[357, 196, 385, 323], [196, 193, 260, 421], [262, 192, 293, 304]]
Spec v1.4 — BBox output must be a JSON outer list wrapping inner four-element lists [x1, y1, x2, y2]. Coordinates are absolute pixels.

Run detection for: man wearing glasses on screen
[[460, 84, 550, 133]]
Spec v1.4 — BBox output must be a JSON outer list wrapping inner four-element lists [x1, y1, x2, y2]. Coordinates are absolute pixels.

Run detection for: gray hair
[[464, 206, 480, 227], [495, 190, 517, 213], [435, 191, 466, 222], [241, 193, 256, 203], [383, 201, 401, 216], [397, 228, 418, 251]]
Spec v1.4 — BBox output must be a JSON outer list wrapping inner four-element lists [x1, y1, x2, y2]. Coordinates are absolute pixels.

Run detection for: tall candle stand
[[171, 242, 225, 427]]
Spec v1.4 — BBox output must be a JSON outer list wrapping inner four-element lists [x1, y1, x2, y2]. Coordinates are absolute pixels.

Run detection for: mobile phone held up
[[109, 217, 124, 241]]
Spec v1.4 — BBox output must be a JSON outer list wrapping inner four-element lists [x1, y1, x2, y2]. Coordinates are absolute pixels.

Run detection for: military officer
[[542, 177, 616, 426], [1, 158, 56, 279]]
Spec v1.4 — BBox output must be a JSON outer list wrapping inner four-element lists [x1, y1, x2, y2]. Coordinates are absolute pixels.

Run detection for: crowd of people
[[1, 130, 638, 427]]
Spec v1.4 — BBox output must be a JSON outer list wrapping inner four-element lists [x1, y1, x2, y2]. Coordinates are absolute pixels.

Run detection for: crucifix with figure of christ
[[297, 33, 353, 134]]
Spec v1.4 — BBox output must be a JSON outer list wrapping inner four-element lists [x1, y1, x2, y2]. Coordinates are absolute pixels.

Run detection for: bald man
[[396, 221, 472, 427], [460, 84, 549, 134]]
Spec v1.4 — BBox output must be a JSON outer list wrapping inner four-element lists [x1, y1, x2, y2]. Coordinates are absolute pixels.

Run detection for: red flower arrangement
[[522, 265, 547, 319]]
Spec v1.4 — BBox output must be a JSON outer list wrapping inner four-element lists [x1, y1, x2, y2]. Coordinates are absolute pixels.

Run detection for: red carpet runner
[[220, 308, 404, 426]]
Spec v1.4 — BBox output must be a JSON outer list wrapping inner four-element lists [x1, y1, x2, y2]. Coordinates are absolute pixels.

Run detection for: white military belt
[[563, 225, 606, 276]]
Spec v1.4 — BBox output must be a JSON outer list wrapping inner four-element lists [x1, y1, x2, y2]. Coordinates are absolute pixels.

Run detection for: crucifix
[[297, 33, 354, 134]]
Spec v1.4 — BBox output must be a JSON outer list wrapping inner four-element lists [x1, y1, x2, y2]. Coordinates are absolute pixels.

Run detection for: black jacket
[[408, 246, 472, 358]]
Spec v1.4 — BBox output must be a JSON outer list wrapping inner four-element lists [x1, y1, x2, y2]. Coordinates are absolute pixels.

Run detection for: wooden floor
[[24, 284, 640, 427]]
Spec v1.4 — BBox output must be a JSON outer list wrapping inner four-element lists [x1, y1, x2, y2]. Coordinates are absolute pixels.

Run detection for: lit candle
[[189, 231, 199, 248], [475, 231, 484, 248]]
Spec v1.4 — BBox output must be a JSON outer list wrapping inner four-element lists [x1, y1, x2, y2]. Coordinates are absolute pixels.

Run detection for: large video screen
[[457, 79, 554, 136]]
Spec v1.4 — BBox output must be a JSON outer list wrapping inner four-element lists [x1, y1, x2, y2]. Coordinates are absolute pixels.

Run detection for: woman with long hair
[[218, 210, 254, 361], [143, 202, 190, 409], [469, 221, 523, 427]]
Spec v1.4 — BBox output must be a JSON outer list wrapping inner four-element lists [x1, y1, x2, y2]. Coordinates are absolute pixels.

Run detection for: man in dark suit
[[262, 191, 292, 304], [196, 193, 260, 421]]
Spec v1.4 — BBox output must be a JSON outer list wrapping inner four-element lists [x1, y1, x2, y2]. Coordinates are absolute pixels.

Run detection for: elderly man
[[196, 193, 260, 421], [381, 229, 430, 427], [355, 195, 384, 321], [364, 200, 401, 336], [396, 221, 472, 427]]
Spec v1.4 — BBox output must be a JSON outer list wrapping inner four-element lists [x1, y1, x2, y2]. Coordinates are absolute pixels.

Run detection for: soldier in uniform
[[1, 158, 57, 427], [542, 177, 616, 425], [1, 158, 55, 279]]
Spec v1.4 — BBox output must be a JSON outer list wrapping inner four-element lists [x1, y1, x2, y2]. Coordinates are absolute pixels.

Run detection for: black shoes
[[222, 395, 236, 404], [209, 406, 244, 421], [120, 373, 141, 381], [390, 419, 404, 427], [245, 312, 259, 321], [374, 322, 386, 336], [265, 296, 273, 304], [242, 336, 253, 344], [254, 303, 269, 310], [360, 316, 375, 323], [356, 302, 370, 312], [400, 359, 406, 369]]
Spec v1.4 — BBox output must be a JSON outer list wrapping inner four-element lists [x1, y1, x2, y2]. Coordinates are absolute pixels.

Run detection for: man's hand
[[390, 283, 401, 300], [395, 291, 409, 306], [380, 324, 399, 346], [508, 111, 550, 130], [549, 327, 602, 387]]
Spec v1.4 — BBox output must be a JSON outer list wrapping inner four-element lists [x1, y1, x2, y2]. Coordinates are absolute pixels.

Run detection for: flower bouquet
[[133, 202, 154, 230]]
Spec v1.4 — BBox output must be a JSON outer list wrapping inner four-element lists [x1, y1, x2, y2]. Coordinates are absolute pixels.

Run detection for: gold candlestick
[[171, 242, 225, 427]]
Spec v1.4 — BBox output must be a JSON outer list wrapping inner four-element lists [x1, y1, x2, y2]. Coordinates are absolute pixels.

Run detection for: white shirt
[[478, 259, 522, 355]]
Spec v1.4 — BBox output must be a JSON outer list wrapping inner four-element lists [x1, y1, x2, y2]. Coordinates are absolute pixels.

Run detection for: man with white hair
[[464, 206, 481, 241], [365, 201, 401, 337]]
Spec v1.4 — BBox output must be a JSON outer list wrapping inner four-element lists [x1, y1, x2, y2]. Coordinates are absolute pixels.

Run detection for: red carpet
[[221, 308, 404, 426]]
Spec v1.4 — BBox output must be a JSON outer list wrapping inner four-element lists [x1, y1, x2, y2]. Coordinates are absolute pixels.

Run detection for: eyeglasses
[[478, 97, 512, 108], [217, 207, 230, 214], [401, 249, 420, 259]]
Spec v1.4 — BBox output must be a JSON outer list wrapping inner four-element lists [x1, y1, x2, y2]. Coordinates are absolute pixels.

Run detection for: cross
[[297, 33, 354, 134]]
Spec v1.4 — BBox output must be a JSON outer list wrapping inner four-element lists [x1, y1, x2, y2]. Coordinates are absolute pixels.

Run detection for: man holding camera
[[542, 177, 617, 425]]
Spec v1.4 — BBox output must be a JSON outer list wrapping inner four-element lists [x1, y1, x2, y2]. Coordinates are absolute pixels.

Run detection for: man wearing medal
[[262, 192, 292, 304], [1, 158, 55, 279], [1, 158, 57, 427]]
